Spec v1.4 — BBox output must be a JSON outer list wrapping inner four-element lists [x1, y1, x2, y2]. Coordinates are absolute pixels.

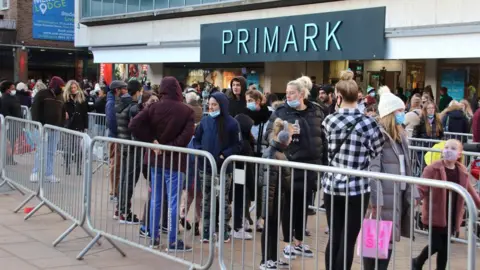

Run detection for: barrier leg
[[52, 223, 77, 247], [103, 236, 126, 257], [77, 234, 125, 260], [0, 180, 25, 196], [24, 200, 45, 220], [43, 201, 67, 220], [80, 225, 101, 246], [13, 193, 36, 213]]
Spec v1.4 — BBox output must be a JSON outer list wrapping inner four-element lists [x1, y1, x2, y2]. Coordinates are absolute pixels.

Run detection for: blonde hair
[[271, 118, 293, 141], [63, 80, 86, 103], [379, 112, 404, 143], [440, 100, 463, 119], [185, 92, 200, 104], [297, 75, 312, 94], [460, 99, 473, 118], [286, 80, 310, 99], [335, 70, 358, 102], [409, 96, 422, 111], [34, 81, 47, 91]]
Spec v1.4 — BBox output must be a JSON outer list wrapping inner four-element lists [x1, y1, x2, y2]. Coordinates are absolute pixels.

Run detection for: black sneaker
[[179, 217, 192, 230], [276, 260, 289, 269], [259, 260, 277, 270], [202, 228, 210, 243], [160, 226, 169, 234], [119, 213, 140, 224], [166, 240, 192, 252], [293, 243, 313, 257], [149, 238, 160, 249], [194, 223, 200, 236], [139, 226, 151, 238]]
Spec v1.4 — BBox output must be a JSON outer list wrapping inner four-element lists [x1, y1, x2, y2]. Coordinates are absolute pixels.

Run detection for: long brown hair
[[379, 113, 404, 143], [422, 101, 442, 137]]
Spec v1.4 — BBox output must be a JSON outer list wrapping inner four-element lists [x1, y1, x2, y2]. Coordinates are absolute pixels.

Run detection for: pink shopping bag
[[356, 219, 393, 259]]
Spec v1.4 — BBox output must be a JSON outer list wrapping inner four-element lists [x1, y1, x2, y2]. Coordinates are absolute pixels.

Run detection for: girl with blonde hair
[[441, 100, 470, 136], [63, 80, 89, 175]]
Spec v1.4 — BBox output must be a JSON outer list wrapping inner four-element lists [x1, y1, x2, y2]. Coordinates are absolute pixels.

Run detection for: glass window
[[154, 0, 168, 9], [185, 0, 201, 5], [140, 0, 154, 11], [115, 0, 127, 14], [102, 0, 114, 15], [169, 0, 184, 8], [82, 0, 91, 17], [127, 0, 139, 12], [201, 0, 219, 3], [91, 0, 102, 16]]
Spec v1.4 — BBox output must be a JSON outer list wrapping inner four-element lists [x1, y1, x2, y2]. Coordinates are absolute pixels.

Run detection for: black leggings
[[282, 188, 307, 243], [324, 193, 370, 270], [261, 183, 280, 262], [415, 229, 449, 270]]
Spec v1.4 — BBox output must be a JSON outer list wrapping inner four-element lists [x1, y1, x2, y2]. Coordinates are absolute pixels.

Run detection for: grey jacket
[[369, 129, 418, 243], [115, 95, 134, 140]]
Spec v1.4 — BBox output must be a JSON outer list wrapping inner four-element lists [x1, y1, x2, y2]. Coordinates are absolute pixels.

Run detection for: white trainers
[[30, 173, 39, 183], [259, 260, 277, 270], [243, 220, 252, 232], [232, 228, 253, 240], [256, 219, 264, 232], [283, 245, 297, 259], [45, 175, 60, 183]]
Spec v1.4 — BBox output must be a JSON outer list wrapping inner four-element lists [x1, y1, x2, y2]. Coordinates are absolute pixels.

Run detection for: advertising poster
[[32, 0, 74, 41], [441, 70, 465, 101]]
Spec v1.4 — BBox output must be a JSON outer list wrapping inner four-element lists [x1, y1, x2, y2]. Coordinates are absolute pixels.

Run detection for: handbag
[[356, 214, 393, 259]]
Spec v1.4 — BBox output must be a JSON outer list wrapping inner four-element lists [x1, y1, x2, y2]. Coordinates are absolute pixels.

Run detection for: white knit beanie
[[378, 86, 405, 118]]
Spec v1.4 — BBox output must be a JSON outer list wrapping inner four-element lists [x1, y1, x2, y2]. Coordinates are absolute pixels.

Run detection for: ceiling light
[[40, 49, 46, 52]]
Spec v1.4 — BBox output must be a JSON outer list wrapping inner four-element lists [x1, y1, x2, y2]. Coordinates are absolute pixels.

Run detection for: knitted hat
[[16, 82, 28, 91], [378, 86, 405, 118], [48, 76, 65, 90]]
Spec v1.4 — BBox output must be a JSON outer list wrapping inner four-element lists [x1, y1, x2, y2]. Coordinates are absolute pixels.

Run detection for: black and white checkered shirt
[[322, 108, 385, 196]]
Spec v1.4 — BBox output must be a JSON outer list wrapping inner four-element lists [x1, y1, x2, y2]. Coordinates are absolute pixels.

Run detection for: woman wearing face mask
[[193, 91, 240, 243], [412, 139, 480, 270], [413, 101, 444, 141], [62, 80, 89, 175], [365, 87, 416, 270], [265, 76, 327, 259], [322, 70, 385, 270]]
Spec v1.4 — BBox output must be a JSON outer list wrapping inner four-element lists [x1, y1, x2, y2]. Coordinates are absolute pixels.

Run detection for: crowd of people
[[1, 71, 480, 270]]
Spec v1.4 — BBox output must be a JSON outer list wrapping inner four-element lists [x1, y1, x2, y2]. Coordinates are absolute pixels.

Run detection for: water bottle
[[293, 120, 300, 143]]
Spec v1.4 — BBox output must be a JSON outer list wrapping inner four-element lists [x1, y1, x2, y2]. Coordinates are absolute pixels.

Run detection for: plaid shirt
[[322, 108, 385, 196]]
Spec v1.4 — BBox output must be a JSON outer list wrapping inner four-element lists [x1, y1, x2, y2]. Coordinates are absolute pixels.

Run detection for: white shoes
[[29, 173, 60, 183], [232, 228, 253, 240]]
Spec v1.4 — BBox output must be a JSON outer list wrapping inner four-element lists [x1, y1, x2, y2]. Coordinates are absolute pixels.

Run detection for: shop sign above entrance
[[200, 7, 385, 63]]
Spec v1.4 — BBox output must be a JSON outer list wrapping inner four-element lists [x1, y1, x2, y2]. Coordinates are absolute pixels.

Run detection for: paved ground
[[1, 147, 479, 269]]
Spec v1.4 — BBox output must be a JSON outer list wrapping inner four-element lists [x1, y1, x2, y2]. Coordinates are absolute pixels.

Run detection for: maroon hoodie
[[129, 77, 194, 172]]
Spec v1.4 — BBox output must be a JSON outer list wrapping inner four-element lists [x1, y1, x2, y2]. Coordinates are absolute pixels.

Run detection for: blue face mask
[[287, 99, 300, 108], [395, 112, 405, 125], [209, 110, 221, 118], [369, 92, 376, 97], [246, 102, 257, 111], [427, 114, 434, 119]]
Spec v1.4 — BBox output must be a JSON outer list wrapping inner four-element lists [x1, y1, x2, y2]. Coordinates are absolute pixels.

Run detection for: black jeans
[[63, 134, 83, 174], [324, 193, 370, 270], [282, 187, 307, 242], [233, 183, 248, 231], [117, 148, 141, 214], [415, 228, 449, 270], [363, 249, 393, 270], [261, 182, 280, 262]]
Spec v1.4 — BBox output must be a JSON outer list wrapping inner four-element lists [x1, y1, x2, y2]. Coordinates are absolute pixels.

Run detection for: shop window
[[140, 0, 154, 10], [1, 0, 8, 10]]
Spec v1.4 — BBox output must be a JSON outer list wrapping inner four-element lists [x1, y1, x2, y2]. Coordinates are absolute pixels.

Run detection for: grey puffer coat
[[369, 128, 418, 244]]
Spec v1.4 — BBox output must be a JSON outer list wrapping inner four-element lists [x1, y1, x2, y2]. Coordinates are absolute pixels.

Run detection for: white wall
[[76, 0, 480, 48]]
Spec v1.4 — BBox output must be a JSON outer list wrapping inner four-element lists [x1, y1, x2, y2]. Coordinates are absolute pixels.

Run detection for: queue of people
[[2, 71, 480, 270]]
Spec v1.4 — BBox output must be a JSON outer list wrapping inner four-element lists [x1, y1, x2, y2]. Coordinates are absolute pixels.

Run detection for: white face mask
[[10, 90, 16, 96]]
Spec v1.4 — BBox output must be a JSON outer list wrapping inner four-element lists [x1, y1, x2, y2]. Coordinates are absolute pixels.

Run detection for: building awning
[[91, 45, 200, 64]]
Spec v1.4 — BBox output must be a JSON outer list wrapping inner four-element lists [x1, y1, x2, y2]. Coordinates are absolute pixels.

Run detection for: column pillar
[[147, 63, 164, 84], [14, 48, 28, 83], [425, 59, 438, 99]]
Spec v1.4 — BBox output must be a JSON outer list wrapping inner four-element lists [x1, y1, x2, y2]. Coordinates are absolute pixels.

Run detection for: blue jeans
[[32, 130, 59, 177], [149, 167, 183, 243]]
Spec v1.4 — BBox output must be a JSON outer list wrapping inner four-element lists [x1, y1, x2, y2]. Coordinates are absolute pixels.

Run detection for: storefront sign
[[32, 0, 74, 42], [200, 7, 385, 63], [441, 70, 465, 101]]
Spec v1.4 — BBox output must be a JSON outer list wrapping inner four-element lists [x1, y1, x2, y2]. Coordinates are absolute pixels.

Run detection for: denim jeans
[[32, 130, 59, 177]]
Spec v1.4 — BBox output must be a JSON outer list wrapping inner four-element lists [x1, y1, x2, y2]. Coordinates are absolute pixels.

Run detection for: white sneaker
[[243, 220, 252, 232], [256, 219, 264, 232], [259, 260, 277, 270], [283, 245, 297, 259], [45, 175, 60, 183], [276, 260, 290, 269], [30, 173, 39, 183], [293, 243, 314, 257], [233, 228, 253, 240]]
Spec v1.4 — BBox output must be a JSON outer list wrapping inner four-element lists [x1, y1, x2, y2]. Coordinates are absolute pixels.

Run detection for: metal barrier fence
[[0, 116, 44, 212], [218, 155, 479, 270], [444, 131, 474, 143], [409, 145, 480, 246], [24, 125, 96, 247], [21, 105, 31, 120], [79, 137, 218, 270], [87, 113, 107, 138]]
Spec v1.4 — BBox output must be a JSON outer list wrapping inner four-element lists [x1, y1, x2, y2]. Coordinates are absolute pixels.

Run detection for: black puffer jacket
[[0, 94, 22, 118], [115, 95, 135, 140], [64, 97, 89, 131], [265, 100, 327, 189], [443, 110, 470, 134], [260, 140, 291, 217]]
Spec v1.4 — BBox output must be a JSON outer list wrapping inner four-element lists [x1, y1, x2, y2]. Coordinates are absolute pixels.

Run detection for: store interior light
[[40, 49, 46, 52], [68, 52, 73, 55]]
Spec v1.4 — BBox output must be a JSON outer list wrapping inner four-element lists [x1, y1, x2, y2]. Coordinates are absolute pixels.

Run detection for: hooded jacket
[[129, 77, 194, 172], [193, 92, 240, 171], [0, 93, 21, 118], [31, 88, 65, 127], [442, 109, 470, 135], [228, 76, 247, 117]]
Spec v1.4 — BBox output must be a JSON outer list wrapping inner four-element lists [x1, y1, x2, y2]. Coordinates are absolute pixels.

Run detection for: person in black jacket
[[63, 80, 89, 175], [228, 76, 247, 117], [265, 77, 327, 258], [441, 101, 470, 140], [93, 87, 107, 136], [1, 81, 22, 165]]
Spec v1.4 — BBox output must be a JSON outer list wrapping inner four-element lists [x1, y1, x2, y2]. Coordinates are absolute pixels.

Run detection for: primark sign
[[200, 7, 385, 63]]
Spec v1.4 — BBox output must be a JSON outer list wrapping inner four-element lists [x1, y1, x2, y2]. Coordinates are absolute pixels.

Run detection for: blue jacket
[[106, 91, 118, 137], [193, 92, 240, 171]]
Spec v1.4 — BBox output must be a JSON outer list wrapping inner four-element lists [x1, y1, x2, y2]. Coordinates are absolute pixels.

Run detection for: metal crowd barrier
[[409, 145, 480, 246], [218, 155, 479, 270], [24, 125, 96, 247], [444, 131, 474, 142], [21, 105, 31, 120], [79, 137, 218, 270], [87, 113, 108, 173]]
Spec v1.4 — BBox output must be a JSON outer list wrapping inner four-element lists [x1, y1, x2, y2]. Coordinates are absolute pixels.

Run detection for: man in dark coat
[[129, 76, 194, 251], [0, 81, 22, 165], [228, 76, 247, 117]]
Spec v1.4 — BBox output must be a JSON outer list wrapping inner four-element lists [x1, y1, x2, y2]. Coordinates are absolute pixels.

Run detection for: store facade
[[76, 0, 480, 99]]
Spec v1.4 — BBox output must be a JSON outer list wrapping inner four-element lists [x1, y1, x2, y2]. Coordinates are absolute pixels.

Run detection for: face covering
[[246, 102, 257, 111], [427, 114, 434, 119], [287, 99, 300, 108], [443, 149, 458, 161], [369, 92, 376, 97], [10, 90, 16, 96], [209, 110, 221, 118], [395, 112, 405, 125]]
